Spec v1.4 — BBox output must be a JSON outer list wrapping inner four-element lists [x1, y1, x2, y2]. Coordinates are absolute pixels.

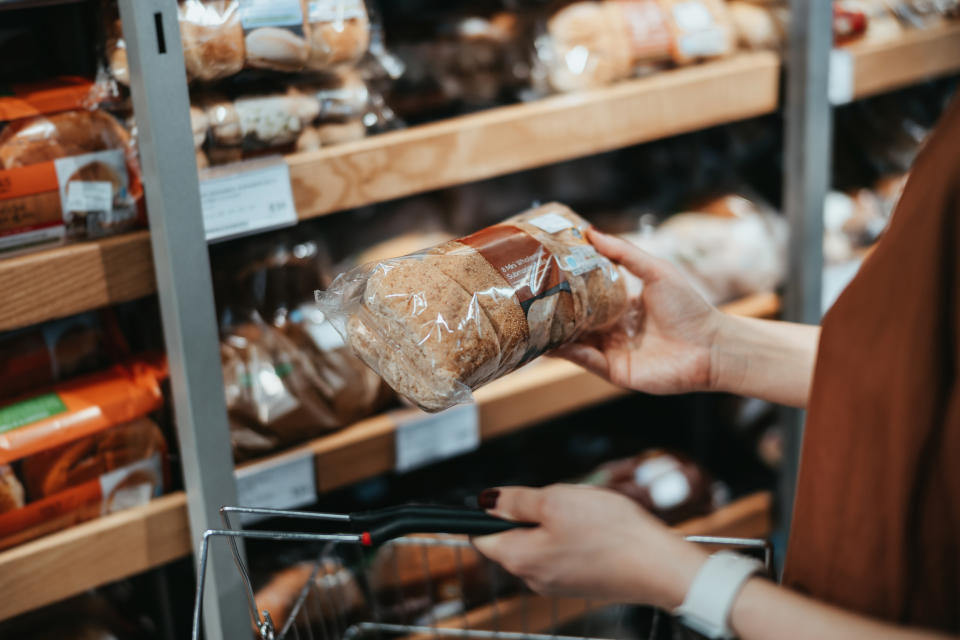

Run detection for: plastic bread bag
[[0, 94, 145, 247], [304, 0, 372, 71], [621, 193, 787, 305], [533, 0, 734, 94], [197, 90, 319, 151], [316, 203, 633, 412], [221, 310, 391, 460], [179, 0, 246, 81]]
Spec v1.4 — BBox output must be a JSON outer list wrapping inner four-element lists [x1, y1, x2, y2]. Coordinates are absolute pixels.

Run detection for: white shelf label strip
[[395, 403, 480, 473], [199, 156, 298, 242], [235, 450, 317, 523]]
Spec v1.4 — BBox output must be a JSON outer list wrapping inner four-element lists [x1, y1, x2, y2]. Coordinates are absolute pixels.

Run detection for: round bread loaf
[[0, 110, 131, 169], [245, 26, 310, 72], [305, 3, 371, 70], [179, 0, 245, 82]]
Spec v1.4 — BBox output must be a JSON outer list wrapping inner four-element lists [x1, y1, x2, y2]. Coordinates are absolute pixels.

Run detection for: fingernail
[[478, 489, 500, 510]]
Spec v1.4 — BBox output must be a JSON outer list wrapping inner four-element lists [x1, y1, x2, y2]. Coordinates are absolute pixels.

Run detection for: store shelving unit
[[2, 0, 959, 634]]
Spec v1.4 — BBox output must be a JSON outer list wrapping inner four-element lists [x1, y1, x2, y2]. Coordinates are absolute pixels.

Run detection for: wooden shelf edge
[[288, 52, 780, 219], [847, 23, 960, 99], [0, 230, 156, 333], [403, 491, 773, 640], [0, 492, 189, 621]]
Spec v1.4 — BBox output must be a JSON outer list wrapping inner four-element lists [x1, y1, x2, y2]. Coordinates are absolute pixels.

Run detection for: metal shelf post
[[116, 1, 250, 638], [779, 0, 834, 554]]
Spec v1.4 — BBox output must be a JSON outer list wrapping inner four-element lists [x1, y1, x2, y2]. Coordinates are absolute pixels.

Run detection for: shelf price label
[[395, 403, 480, 473], [199, 156, 298, 242], [235, 449, 317, 524], [829, 49, 855, 106]]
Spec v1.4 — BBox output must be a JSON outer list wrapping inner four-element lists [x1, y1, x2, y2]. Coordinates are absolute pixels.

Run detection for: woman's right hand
[[554, 229, 723, 395]]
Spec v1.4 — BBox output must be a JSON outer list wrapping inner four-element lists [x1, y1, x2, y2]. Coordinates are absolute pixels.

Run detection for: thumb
[[587, 228, 664, 282]]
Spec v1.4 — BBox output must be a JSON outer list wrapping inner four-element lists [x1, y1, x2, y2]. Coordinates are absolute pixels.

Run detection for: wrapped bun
[[0, 110, 131, 169], [317, 203, 629, 411], [179, 0, 245, 82], [305, 0, 371, 70], [316, 119, 365, 145], [245, 26, 310, 72]]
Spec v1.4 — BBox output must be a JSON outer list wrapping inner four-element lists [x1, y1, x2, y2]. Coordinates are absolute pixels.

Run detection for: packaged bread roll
[[317, 203, 629, 411], [304, 0, 371, 71], [179, 0, 246, 82]]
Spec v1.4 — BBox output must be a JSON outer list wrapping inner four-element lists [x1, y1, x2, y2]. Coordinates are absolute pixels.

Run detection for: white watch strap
[[673, 551, 763, 639]]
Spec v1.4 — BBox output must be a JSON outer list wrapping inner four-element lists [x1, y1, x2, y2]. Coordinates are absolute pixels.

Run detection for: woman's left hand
[[472, 484, 707, 611]]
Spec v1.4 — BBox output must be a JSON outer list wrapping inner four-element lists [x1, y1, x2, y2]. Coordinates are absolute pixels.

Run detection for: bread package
[[0, 104, 144, 252], [317, 203, 629, 411], [583, 449, 716, 524], [254, 559, 365, 634], [179, 0, 246, 82], [0, 359, 168, 549], [538, 0, 734, 92], [304, 0, 371, 71]]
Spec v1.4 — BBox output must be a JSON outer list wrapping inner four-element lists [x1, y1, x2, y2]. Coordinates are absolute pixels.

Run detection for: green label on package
[[0, 392, 68, 433]]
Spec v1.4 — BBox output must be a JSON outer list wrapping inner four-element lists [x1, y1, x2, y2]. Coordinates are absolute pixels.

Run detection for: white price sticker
[[528, 212, 574, 234], [200, 157, 298, 242], [236, 450, 317, 523], [238, 0, 304, 29], [65, 181, 113, 212], [308, 0, 366, 22], [829, 49, 855, 106], [395, 404, 480, 473]]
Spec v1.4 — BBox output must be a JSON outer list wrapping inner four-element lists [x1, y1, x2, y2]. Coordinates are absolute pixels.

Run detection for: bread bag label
[[238, 0, 305, 30], [459, 224, 572, 317], [617, 0, 672, 61], [308, 0, 366, 22], [0, 393, 67, 435], [668, 0, 729, 58], [53, 149, 136, 239], [0, 77, 97, 123]]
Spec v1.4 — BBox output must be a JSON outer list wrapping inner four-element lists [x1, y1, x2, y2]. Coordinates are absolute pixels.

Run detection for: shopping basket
[[191, 504, 771, 640]]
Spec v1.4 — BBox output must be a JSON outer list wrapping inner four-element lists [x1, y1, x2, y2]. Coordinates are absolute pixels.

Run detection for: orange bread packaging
[[0, 77, 144, 256], [0, 358, 168, 549]]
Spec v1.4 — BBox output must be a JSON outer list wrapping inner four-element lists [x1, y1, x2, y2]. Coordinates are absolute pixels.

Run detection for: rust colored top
[[783, 96, 960, 631]]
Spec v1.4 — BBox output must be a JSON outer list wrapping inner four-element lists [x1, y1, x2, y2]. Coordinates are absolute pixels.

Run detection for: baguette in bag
[[316, 204, 629, 411]]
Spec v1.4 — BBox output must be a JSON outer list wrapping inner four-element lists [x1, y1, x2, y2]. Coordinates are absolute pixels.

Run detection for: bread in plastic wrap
[[305, 0, 372, 71], [316, 203, 629, 412], [536, 0, 735, 93], [179, 0, 246, 82]]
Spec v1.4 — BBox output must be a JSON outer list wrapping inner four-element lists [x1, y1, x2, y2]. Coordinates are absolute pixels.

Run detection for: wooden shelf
[[0, 493, 189, 621], [0, 230, 155, 333], [402, 491, 772, 640], [288, 52, 780, 219], [844, 23, 960, 100]]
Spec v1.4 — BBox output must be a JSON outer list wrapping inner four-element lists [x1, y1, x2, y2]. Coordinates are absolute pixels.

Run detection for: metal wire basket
[[192, 505, 771, 640]]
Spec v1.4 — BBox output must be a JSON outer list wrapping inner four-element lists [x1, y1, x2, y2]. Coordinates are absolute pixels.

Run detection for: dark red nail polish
[[478, 489, 500, 510]]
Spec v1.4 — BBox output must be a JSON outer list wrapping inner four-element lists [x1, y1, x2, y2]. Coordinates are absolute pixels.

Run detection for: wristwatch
[[673, 551, 763, 639]]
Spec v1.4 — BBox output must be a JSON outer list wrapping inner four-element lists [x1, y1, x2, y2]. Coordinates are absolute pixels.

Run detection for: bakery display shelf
[[237, 292, 780, 495], [399, 491, 772, 640], [0, 492, 190, 621], [287, 52, 780, 220], [0, 230, 155, 333], [844, 23, 960, 100]]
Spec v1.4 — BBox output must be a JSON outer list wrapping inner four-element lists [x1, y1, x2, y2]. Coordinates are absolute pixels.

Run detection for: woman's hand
[[554, 229, 723, 395], [559, 229, 821, 408], [472, 484, 707, 611]]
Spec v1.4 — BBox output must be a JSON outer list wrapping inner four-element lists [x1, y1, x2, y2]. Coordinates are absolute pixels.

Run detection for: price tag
[[199, 157, 298, 242], [828, 49, 855, 106], [65, 181, 113, 212], [238, 0, 304, 29], [235, 450, 317, 523], [395, 404, 480, 473]]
